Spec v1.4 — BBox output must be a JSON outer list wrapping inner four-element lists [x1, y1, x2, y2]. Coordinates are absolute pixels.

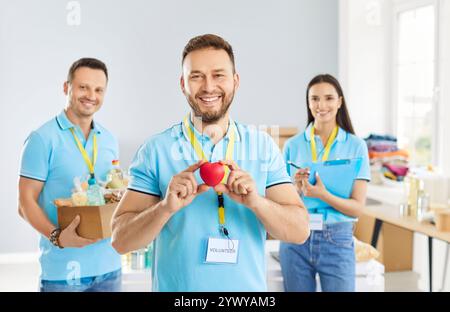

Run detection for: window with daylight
[[394, 2, 439, 167]]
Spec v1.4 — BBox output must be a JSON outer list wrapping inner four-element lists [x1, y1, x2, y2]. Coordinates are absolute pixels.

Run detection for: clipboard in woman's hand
[[298, 158, 362, 210]]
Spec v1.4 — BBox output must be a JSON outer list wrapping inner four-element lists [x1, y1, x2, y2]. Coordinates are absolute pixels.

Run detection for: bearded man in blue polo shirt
[[18, 58, 122, 292], [111, 34, 310, 292]]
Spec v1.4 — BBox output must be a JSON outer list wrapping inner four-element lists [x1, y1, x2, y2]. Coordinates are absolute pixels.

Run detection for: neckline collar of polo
[[304, 122, 347, 143], [180, 113, 242, 143], [56, 110, 101, 134]]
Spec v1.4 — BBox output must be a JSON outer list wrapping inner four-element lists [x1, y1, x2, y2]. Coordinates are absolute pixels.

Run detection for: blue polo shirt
[[19, 111, 121, 281], [128, 116, 292, 291], [283, 123, 371, 224]]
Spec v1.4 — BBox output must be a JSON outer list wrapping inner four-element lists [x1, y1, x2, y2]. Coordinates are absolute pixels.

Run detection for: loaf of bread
[[53, 198, 73, 207], [355, 237, 380, 262]]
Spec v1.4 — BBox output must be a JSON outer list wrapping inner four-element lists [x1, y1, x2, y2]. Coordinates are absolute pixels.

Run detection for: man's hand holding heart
[[213, 160, 262, 211]]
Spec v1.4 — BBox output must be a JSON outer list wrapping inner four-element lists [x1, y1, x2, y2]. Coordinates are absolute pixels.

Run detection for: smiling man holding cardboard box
[[18, 58, 122, 292]]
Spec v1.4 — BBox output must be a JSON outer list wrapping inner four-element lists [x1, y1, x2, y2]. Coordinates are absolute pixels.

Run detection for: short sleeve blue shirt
[[128, 117, 291, 291], [19, 111, 121, 281], [283, 123, 371, 224]]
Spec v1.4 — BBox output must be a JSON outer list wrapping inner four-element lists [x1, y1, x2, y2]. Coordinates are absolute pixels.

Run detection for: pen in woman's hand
[[287, 161, 301, 169]]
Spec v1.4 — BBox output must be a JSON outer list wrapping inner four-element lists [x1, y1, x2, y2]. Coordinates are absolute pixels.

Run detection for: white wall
[[339, 0, 392, 138], [0, 0, 338, 253]]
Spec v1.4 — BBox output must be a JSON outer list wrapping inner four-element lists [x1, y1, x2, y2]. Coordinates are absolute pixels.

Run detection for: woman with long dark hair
[[279, 74, 371, 292]]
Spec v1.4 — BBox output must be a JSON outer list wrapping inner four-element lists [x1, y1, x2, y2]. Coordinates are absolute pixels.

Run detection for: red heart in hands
[[200, 162, 225, 187]]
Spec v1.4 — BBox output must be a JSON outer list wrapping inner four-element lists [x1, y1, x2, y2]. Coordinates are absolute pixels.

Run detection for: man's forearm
[[19, 200, 55, 239], [112, 200, 174, 254], [249, 196, 309, 244]]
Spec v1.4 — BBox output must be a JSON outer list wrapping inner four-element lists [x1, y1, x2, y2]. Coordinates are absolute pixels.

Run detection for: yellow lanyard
[[310, 125, 338, 162], [69, 128, 97, 178], [183, 115, 236, 232]]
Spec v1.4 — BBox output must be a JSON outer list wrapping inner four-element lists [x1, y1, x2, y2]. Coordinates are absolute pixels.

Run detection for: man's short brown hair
[[67, 57, 108, 83], [182, 34, 235, 72]]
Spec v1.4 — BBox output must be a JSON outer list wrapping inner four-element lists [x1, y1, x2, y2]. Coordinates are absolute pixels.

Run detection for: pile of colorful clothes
[[364, 134, 409, 182]]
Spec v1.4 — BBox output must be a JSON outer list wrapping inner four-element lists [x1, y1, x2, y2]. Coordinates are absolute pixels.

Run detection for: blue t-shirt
[[128, 117, 292, 291], [283, 123, 371, 223], [19, 111, 121, 281]]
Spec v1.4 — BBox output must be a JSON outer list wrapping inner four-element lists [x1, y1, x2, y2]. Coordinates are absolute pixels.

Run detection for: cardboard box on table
[[355, 214, 413, 272], [57, 203, 118, 239]]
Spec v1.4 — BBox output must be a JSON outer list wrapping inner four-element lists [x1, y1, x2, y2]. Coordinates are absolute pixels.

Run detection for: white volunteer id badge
[[205, 237, 239, 264], [309, 213, 324, 231]]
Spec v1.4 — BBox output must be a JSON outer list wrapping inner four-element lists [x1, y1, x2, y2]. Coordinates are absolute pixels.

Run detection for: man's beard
[[186, 91, 234, 124]]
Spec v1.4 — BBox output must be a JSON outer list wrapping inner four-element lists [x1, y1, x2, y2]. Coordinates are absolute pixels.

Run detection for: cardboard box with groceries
[[54, 161, 128, 240], [56, 202, 118, 240]]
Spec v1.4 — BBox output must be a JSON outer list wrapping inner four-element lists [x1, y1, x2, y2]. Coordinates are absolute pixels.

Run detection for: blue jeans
[[39, 269, 122, 292], [279, 222, 355, 292]]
